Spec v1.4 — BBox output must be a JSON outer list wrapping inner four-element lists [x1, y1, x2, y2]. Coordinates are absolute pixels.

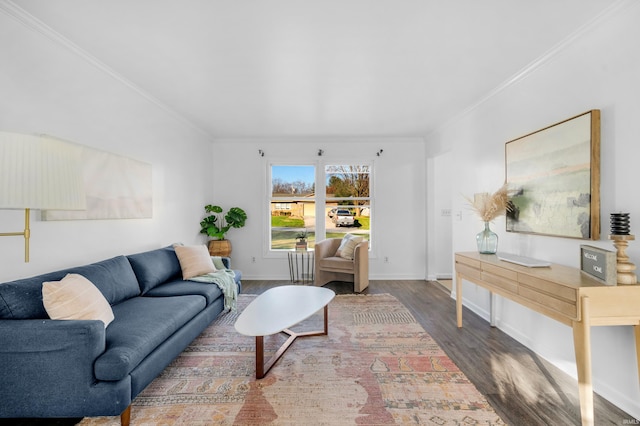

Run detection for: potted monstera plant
[[199, 204, 247, 256]]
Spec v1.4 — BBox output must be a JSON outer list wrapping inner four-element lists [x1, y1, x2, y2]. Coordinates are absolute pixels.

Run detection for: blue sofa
[[0, 245, 241, 425]]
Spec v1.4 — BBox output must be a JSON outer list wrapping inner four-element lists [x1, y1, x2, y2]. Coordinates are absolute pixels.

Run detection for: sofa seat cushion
[[145, 279, 224, 305], [319, 256, 355, 273], [94, 294, 206, 381], [127, 246, 182, 294]]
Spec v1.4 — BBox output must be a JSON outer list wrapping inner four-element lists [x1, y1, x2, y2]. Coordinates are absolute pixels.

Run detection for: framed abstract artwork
[[42, 146, 152, 221], [505, 110, 600, 240]]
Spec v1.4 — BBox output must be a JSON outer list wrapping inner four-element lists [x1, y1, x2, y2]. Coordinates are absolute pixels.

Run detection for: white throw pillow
[[174, 244, 217, 279], [335, 234, 364, 260], [42, 273, 114, 328]]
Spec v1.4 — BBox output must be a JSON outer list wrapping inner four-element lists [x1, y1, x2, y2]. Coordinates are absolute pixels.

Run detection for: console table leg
[[490, 293, 497, 327], [634, 324, 640, 387], [573, 296, 594, 426], [456, 273, 463, 328]]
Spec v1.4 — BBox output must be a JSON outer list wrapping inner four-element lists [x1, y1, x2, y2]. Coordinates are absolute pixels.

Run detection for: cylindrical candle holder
[[610, 213, 630, 235]]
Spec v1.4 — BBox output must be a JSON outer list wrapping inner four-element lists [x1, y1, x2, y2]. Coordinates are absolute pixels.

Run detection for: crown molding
[[426, 0, 632, 141], [0, 0, 213, 139]]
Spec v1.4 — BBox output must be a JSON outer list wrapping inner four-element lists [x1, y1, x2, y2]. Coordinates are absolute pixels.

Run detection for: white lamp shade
[[0, 132, 86, 210]]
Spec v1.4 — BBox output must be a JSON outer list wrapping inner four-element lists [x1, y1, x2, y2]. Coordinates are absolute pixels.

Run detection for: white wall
[[211, 138, 426, 280], [426, 152, 453, 280], [0, 11, 213, 282], [3, 0, 638, 419], [427, 1, 640, 418]]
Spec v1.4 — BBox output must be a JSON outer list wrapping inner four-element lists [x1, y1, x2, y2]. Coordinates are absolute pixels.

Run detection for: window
[[270, 165, 315, 250], [269, 163, 371, 252], [273, 203, 292, 210], [325, 165, 370, 244]]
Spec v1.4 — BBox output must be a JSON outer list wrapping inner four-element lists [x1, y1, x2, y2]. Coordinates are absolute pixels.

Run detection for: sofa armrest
[[0, 318, 105, 354], [0, 319, 107, 415]]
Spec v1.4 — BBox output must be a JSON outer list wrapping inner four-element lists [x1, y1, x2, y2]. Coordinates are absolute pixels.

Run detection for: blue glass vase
[[476, 221, 498, 254]]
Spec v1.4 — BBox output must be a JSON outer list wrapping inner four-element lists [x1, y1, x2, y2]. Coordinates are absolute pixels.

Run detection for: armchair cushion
[[319, 256, 356, 273], [336, 233, 364, 260]]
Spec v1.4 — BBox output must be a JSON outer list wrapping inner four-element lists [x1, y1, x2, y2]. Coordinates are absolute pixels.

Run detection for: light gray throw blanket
[[187, 269, 237, 312]]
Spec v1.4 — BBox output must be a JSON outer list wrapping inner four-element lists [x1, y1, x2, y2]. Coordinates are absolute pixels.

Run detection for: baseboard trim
[[241, 274, 427, 281]]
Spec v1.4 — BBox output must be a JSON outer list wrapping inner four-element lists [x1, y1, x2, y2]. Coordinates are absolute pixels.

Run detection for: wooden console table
[[455, 252, 640, 426]]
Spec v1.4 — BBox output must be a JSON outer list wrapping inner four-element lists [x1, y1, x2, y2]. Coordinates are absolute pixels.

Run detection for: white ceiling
[[10, 0, 616, 139]]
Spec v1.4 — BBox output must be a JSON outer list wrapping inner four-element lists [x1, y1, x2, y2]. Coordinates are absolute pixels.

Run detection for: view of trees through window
[[269, 164, 370, 251], [270, 165, 316, 250]]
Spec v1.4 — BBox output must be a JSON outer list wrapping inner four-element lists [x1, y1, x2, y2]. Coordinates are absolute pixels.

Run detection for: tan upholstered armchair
[[314, 238, 369, 292]]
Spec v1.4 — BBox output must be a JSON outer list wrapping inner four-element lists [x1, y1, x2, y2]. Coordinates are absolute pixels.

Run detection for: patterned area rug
[[81, 293, 505, 425]]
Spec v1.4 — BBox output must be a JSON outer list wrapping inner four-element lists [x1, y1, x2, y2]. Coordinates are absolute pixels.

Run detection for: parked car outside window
[[331, 209, 354, 227]]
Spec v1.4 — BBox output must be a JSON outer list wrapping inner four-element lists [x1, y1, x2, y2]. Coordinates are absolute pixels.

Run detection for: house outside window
[[270, 165, 316, 250]]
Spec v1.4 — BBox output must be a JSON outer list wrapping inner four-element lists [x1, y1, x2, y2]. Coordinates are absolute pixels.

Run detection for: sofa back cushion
[[70, 256, 141, 305], [127, 246, 182, 294], [42, 273, 115, 328], [0, 256, 140, 319]]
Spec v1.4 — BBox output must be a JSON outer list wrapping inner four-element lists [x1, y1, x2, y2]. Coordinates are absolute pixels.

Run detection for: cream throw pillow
[[42, 273, 114, 328], [174, 244, 217, 279], [335, 234, 364, 260]]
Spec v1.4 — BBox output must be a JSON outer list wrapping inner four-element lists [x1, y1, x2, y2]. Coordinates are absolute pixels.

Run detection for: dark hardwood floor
[[243, 279, 637, 426]]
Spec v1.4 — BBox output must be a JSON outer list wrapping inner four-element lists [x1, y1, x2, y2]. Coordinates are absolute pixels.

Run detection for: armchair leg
[[354, 279, 369, 293]]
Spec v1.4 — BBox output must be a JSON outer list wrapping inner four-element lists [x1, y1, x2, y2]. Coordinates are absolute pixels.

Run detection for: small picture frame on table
[[580, 245, 617, 285]]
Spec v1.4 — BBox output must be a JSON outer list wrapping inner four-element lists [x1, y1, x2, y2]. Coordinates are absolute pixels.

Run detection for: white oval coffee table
[[235, 285, 335, 379]]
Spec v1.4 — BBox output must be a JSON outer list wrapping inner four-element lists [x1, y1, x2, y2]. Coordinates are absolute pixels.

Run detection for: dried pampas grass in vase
[[465, 184, 512, 254], [466, 184, 511, 222]]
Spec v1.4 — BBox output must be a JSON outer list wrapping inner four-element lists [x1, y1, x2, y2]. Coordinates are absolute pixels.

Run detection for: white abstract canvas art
[[42, 147, 152, 220]]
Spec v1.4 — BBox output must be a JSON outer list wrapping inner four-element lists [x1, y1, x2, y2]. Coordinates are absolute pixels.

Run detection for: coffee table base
[[254, 305, 329, 379]]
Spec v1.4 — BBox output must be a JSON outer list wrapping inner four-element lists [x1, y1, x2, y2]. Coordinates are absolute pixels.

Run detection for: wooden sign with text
[[580, 245, 616, 285]]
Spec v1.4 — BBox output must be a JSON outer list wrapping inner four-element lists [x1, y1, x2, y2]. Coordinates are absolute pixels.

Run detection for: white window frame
[[265, 159, 374, 257], [266, 162, 317, 256], [323, 163, 372, 249]]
